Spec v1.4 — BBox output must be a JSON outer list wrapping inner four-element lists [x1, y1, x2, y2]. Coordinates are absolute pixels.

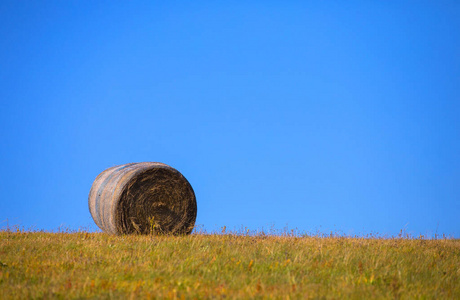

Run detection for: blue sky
[[1, 1, 459, 237]]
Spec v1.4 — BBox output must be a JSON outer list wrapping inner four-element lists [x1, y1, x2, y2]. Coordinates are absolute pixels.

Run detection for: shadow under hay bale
[[88, 162, 197, 235]]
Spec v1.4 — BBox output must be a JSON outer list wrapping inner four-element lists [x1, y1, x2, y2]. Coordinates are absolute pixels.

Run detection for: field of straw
[[0, 229, 459, 299]]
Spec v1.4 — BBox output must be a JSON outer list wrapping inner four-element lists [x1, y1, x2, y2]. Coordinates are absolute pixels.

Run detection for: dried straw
[[88, 162, 197, 235]]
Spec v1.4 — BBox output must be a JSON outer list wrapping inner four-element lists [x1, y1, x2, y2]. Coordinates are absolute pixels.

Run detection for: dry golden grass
[[0, 229, 459, 299]]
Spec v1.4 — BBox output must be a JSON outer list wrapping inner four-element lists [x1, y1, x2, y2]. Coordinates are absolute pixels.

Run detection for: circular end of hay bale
[[116, 166, 196, 235], [88, 163, 197, 235]]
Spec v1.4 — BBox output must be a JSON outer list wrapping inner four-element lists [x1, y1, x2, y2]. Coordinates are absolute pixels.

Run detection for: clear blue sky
[[1, 1, 459, 237]]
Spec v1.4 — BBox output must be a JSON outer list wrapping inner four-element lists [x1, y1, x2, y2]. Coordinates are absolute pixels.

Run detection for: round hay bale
[[88, 162, 197, 235]]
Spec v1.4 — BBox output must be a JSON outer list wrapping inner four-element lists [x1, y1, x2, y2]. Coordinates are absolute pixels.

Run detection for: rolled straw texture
[[88, 162, 197, 235]]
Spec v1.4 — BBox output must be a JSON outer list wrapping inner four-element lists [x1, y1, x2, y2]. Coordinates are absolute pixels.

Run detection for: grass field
[[0, 229, 459, 299]]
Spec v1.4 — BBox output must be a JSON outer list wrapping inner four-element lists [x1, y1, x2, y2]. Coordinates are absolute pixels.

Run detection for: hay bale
[[88, 162, 197, 235]]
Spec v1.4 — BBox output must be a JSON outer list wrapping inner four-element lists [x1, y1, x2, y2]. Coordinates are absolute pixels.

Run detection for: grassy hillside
[[0, 230, 459, 299]]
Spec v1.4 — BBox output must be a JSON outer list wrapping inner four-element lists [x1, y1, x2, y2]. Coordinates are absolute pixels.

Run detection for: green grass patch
[[0, 230, 459, 299]]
